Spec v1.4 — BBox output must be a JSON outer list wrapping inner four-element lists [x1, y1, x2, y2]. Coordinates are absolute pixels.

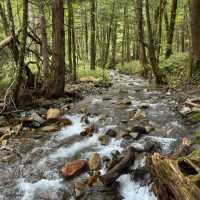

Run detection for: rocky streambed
[[0, 71, 198, 200]]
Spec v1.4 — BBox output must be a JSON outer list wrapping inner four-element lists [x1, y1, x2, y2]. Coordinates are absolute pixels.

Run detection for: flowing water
[[0, 72, 192, 200]]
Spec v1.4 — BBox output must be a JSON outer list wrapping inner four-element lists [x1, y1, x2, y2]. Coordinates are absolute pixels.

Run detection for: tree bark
[[90, 0, 96, 70], [50, 0, 65, 98], [191, 0, 200, 77], [165, 0, 178, 58], [135, 0, 148, 77], [38, 0, 50, 94]]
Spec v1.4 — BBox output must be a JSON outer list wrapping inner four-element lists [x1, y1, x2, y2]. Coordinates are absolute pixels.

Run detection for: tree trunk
[[191, 0, 200, 78], [67, 0, 73, 74], [90, 0, 96, 70], [38, 0, 50, 94], [135, 0, 148, 77], [165, 0, 178, 58], [50, 0, 65, 98], [145, 0, 164, 84], [13, 0, 29, 104], [150, 152, 200, 200]]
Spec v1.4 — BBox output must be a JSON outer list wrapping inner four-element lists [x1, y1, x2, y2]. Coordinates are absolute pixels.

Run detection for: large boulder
[[61, 160, 88, 178]]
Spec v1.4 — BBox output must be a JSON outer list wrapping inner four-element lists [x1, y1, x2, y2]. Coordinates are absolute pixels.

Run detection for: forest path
[[0, 71, 194, 200]]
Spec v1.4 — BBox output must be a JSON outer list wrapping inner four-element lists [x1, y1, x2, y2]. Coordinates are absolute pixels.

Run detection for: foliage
[[116, 61, 142, 75], [160, 53, 190, 86], [78, 65, 110, 82]]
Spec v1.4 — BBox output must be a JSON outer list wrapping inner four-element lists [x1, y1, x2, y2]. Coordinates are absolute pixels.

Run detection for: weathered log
[[100, 147, 135, 186], [150, 151, 200, 200]]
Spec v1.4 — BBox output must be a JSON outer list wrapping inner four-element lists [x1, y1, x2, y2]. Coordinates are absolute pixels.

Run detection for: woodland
[[0, 0, 200, 200]]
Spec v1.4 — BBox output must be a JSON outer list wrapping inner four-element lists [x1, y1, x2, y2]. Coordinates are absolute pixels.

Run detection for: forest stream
[[0, 71, 197, 200]]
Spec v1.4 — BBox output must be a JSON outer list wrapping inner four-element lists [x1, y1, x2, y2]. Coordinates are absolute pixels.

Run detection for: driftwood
[[150, 139, 200, 200], [100, 147, 136, 186]]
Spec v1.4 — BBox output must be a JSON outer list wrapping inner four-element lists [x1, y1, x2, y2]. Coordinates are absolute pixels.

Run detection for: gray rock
[[129, 132, 139, 139]]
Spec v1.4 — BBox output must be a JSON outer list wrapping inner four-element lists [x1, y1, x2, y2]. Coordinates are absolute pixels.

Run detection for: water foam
[[118, 174, 157, 200], [17, 178, 65, 200]]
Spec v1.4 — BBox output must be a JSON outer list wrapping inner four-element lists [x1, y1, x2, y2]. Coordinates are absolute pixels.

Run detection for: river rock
[[129, 132, 139, 139], [132, 125, 148, 135], [89, 153, 102, 171], [80, 124, 97, 136], [47, 108, 62, 120], [106, 129, 117, 137], [98, 134, 111, 145], [31, 112, 45, 124], [40, 125, 60, 133], [61, 160, 88, 178], [74, 180, 88, 198]]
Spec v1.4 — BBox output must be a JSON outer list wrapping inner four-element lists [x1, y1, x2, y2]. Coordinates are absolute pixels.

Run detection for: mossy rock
[[187, 111, 200, 123]]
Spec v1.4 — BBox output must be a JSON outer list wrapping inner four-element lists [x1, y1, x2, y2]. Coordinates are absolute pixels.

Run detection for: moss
[[188, 112, 200, 123]]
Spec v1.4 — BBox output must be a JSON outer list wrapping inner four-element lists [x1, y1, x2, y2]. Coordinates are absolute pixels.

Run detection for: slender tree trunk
[[38, 0, 50, 93], [165, 0, 178, 58], [50, 0, 65, 98], [135, 0, 148, 77], [67, 0, 73, 74], [71, 4, 77, 81], [13, 0, 29, 104], [110, 21, 117, 69], [90, 0, 96, 70], [84, 8, 89, 60], [145, 0, 164, 84], [191, 0, 200, 77]]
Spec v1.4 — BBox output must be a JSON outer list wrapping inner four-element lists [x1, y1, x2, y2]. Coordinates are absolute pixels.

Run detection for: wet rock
[[120, 132, 131, 139], [98, 134, 111, 145], [80, 124, 97, 136], [179, 106, 191, 116], [132, 125, 148, 135], [61, 160, 88, 178], [103, 96, 112, 101], [89, 153, 102, 171], [40, 125, 60, 133], [74, 179, 88, 198], [139, 103, 150, 109], [32, 186, 70, 200], [106, 129, 117, 137], [31, 112, 45, 124], [55, 118, 72, 127], [78, 185, 119, 200], [47, 108, 62, 120], [129, 132, 139, 139]]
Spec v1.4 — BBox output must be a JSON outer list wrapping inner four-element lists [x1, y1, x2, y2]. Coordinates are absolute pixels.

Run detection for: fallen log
[[100, 147, 135, 186], [150, 151, 200, 200]]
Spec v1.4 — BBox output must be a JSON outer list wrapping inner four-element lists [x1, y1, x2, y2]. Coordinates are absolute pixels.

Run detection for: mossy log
[[150, 151, 200, 200]]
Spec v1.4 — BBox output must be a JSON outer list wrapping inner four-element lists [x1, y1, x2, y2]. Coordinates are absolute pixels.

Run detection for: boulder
[[47, 108, 61, 120], [89, 153, 102, 171], [61, 160, 88, 178]]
